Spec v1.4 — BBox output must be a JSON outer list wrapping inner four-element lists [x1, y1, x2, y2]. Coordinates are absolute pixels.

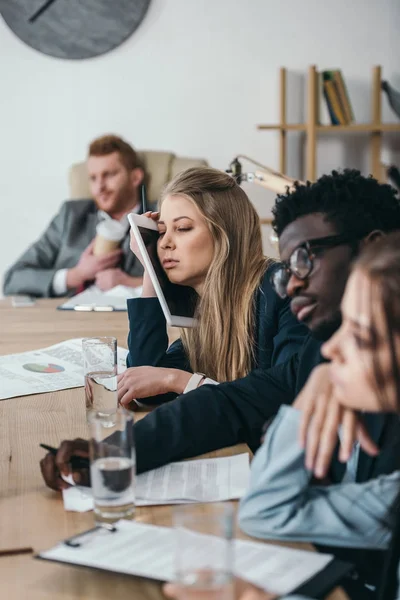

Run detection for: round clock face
[[0, 0, 151, 59]]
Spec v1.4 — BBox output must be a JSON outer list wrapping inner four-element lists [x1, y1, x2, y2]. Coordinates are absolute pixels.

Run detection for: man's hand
[[294, 364, 378, 478], [39, 438, 90, 491], [95, 267, 138, 291], [67, 240, 123, 289], [117, 367, 191, 407], [163, 578, 276, 600]]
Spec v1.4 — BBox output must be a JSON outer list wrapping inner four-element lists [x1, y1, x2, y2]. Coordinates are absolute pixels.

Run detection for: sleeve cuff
[[203, 377, 219, 386], [127, 296, 166, 320], [52, 268, 68, 296]]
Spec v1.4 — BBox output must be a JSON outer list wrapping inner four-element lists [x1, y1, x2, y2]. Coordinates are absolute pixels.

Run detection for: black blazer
[[133, 332, 320, 474], [126, 265, 307, 404]]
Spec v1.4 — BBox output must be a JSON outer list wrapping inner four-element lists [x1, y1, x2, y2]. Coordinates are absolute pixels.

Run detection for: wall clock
[[0, 0, 151, 59]]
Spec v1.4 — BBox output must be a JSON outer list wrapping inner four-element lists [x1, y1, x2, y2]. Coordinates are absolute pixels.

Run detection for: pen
[[0, 547, 33, 558], [141, 184, 148, 214], [39, 444, 90, 470], [73, 305, 114, 312]]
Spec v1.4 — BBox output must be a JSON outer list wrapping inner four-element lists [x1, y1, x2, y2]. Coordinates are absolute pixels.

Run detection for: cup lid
[[96, 220, 126, 241]]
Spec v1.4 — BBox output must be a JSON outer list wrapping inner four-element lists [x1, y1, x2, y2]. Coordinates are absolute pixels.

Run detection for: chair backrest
[[68, 150, 208, 204]]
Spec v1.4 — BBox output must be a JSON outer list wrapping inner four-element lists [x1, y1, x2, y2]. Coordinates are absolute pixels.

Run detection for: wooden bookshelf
[[259, 123, 400, 133], [257, 65, 400, 181]]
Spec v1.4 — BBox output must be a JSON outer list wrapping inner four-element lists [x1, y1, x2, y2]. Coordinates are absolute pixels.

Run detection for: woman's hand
[[117, 366, 192, 407], [130, 211, 159, 297], [129, 211, 160, 263], [293, 364, 378, 478]]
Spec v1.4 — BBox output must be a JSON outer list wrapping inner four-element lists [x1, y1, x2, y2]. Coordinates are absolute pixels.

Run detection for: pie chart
[[22, 363, 65, 374]]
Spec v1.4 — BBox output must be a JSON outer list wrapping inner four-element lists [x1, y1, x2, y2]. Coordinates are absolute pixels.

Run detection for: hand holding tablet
[[128, 213, 196, 328]]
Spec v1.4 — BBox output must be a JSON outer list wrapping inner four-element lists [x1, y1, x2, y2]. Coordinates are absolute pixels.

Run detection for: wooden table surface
[[0, 299, 348, 600]]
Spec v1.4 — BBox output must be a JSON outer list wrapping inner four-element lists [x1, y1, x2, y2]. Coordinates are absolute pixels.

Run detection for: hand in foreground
[[163, 577, 276, 600], [117, 366, 191, 407], [294, 364, 379, 478], [39, 438, 90, 491], [129, 211, 160, 262], [95, 267, 127, 291], [68, 240, 123, 288]]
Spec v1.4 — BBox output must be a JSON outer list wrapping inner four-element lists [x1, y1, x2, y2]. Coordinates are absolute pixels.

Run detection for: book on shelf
[[320, 70, 354, 126], [317, 72, 331, 125], [333, 70, 354, 123]]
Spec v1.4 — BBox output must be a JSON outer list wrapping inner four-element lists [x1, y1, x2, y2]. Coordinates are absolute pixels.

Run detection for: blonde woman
[[117, 167, 306, 407]]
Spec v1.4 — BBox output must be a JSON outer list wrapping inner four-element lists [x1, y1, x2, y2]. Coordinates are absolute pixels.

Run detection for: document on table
[[62, 453, 250, 511], [38, 520, 334, 596], [58, 284, 142, 311], [0, 338, 128, 400]]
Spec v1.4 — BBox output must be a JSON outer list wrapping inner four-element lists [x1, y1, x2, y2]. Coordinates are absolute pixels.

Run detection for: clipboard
[[36, 521, 354, 597], [294, 559, 354, 598], [57, 304, 127, 312], [57, 285, 142, 312]]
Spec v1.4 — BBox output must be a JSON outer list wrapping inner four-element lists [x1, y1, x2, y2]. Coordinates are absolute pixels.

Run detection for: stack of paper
[[0, 339, 128, 400], [62, 454, 250, 511]]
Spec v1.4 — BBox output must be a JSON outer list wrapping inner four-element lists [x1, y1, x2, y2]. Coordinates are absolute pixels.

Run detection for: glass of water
[[88, 407, 135, 524], [82, 337, 117, 423], [174, 503, 234, 600]]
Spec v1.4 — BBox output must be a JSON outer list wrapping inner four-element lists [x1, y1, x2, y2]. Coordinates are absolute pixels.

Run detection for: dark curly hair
[[272, 169, 400, 238]]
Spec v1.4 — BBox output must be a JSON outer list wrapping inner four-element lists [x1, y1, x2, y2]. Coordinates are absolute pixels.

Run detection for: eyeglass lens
[[272, 247, 313, 298], [290, 246, 312, 277]]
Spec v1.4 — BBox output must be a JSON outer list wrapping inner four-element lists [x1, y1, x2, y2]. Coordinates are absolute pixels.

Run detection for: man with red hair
[[4, 135, 146, 297]]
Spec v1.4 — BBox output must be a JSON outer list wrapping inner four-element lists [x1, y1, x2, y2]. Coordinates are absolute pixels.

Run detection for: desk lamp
[[226, 156, 304, 250]]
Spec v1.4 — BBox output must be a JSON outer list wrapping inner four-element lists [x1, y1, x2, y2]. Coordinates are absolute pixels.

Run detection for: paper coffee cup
[[93, 220, 126, 256]]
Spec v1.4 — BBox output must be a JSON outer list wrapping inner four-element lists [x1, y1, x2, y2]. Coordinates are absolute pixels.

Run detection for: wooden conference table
[[0, 299, 348, 600]]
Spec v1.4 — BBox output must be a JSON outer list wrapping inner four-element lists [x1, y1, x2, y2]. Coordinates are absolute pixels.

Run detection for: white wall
[[1, 0, 399, 290]]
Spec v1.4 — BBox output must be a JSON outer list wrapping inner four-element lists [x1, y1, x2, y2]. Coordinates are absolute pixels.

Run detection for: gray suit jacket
[[3, 199, 144, 298]]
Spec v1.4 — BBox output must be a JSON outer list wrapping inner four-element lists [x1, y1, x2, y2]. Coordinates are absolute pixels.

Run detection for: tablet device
[[128, 213, 196, 328]]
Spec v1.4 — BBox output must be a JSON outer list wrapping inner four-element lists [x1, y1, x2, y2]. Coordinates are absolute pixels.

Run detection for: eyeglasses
[[271, 234, 355, 299]]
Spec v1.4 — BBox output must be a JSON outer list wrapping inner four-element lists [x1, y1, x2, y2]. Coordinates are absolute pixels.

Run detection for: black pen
[[39, 444, 90, 470], [141, 183, 148, 214]]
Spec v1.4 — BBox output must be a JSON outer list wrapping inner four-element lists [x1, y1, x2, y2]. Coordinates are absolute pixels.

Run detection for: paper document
[[58, 285, 142, 311], [39, 520, 333, 595], [62, 454, 250, 511], [137, 453, 250, 504], [0, 338, 128, 400]]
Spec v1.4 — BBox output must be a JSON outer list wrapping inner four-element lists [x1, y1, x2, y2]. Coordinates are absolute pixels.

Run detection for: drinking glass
[[82, 337, 117, 423], [174, 503, 234, 600], [88, 407, 135, 524]]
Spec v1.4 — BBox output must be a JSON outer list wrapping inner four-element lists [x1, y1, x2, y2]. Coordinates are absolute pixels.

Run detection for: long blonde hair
[[160, 167, 273, 382]]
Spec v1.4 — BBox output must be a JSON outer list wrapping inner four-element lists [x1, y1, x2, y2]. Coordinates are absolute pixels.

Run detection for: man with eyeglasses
[[40, 169, 400, 591]]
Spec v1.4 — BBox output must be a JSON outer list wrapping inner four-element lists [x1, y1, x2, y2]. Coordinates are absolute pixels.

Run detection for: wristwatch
[[183, 372, 207, 394]]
